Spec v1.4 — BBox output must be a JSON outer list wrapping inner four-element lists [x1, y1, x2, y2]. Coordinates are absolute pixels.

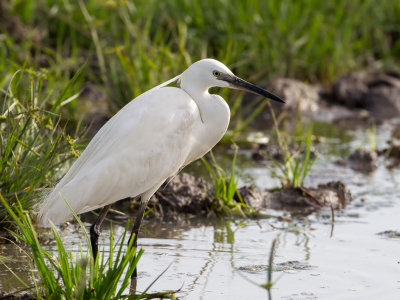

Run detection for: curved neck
[[181, 82, 228, 123], [179, 81, 230, 163]]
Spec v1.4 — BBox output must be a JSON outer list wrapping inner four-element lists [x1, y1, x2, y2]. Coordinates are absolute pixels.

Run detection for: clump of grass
[[271, 126, 317, 188], [201, 144, 251, 216], [265, 104, 317, 188], [0, 194, 178, 299], [0, 69, 83, 226]]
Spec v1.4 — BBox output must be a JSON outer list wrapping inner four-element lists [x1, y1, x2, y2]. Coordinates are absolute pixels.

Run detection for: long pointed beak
[[222, 74, 285, 103]]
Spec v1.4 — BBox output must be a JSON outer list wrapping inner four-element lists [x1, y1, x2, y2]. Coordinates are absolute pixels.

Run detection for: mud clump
[[149, 173, 212, 216], [235, 181, 352, 212], [265, 181, 352, 211], [237, 186, 268, 209], [347, 149, 378, 173]]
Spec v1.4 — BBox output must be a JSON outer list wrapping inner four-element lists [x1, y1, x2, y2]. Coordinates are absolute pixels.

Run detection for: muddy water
[[1, 123, 400, 299]]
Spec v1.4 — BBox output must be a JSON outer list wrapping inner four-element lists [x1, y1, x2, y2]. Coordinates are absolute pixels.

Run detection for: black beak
[[221, 74, 285, 103]]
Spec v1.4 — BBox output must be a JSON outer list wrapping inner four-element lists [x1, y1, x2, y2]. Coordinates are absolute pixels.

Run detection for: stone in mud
[[329, 71, 400, 122], [266, 181, 352, 210], [150, 173, 212, 215], [236, 186, 269, 210], [347, 149, 378, 173]]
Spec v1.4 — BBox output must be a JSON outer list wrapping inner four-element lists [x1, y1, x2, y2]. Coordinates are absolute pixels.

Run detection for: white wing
[[38, 86, 201, 225]]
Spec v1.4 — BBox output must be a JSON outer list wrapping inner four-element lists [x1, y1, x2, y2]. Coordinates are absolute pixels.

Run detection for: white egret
[[36, 58, 284, 289]]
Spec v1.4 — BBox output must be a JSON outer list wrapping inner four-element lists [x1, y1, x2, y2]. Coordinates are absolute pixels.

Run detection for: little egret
[[37, 58, 284, 288]]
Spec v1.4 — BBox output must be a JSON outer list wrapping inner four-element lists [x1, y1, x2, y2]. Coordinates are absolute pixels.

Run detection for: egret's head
[[180, 59, 284, 103]]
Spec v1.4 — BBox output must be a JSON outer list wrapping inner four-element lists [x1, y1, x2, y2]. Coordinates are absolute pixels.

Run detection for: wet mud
[[264, 181, 352, 211], [126, 174, 351, 218], [0, 292, 35, 300]]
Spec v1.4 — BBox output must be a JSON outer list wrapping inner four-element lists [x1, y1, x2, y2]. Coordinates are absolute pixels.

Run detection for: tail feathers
[[36, 188, 74, 227]]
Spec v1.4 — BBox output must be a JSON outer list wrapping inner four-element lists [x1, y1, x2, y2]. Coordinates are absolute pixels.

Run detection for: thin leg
[[129, 196, 151, 294], [90, 204, 112, 260]]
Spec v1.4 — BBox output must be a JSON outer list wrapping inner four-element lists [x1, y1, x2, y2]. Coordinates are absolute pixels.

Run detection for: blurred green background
[[2, 0, 400, 110]]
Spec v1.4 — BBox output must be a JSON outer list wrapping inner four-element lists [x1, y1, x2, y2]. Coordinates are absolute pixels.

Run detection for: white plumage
[[37, 58, 283, 226]]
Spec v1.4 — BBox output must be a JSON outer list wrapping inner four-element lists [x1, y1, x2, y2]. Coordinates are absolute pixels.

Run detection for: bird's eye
[[213, 70, 221, 77]]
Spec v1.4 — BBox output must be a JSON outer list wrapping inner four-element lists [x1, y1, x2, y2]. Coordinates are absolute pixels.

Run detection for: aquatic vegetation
[[0, 70, 84, 226], [201, 145, 251, 216], [278, 126, 317, 188], [0, 195, 177, 299], [267, 107, 317, 188]]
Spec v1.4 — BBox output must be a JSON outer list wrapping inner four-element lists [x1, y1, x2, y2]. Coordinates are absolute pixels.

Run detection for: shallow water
[[1, 123, 400, 299]]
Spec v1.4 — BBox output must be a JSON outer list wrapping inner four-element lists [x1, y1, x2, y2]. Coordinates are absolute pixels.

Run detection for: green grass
[[0, 69, 84, 226], [201, 145, 252, 216], [266, 106, 317, 188], [0, 194, 177, 299], [274, 126, 317, 188], [2, 0, 400, 114]]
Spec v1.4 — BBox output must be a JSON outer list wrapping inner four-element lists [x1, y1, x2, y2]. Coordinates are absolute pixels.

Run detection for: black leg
[[129, 196, 150, 294], [90, 204, 112, 260]]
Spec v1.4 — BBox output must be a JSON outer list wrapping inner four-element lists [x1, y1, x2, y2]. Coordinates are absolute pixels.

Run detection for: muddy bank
[[109, 173, 352, 220]]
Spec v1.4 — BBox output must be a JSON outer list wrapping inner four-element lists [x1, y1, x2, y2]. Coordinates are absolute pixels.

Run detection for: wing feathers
[[37, 86, 199, 226]]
